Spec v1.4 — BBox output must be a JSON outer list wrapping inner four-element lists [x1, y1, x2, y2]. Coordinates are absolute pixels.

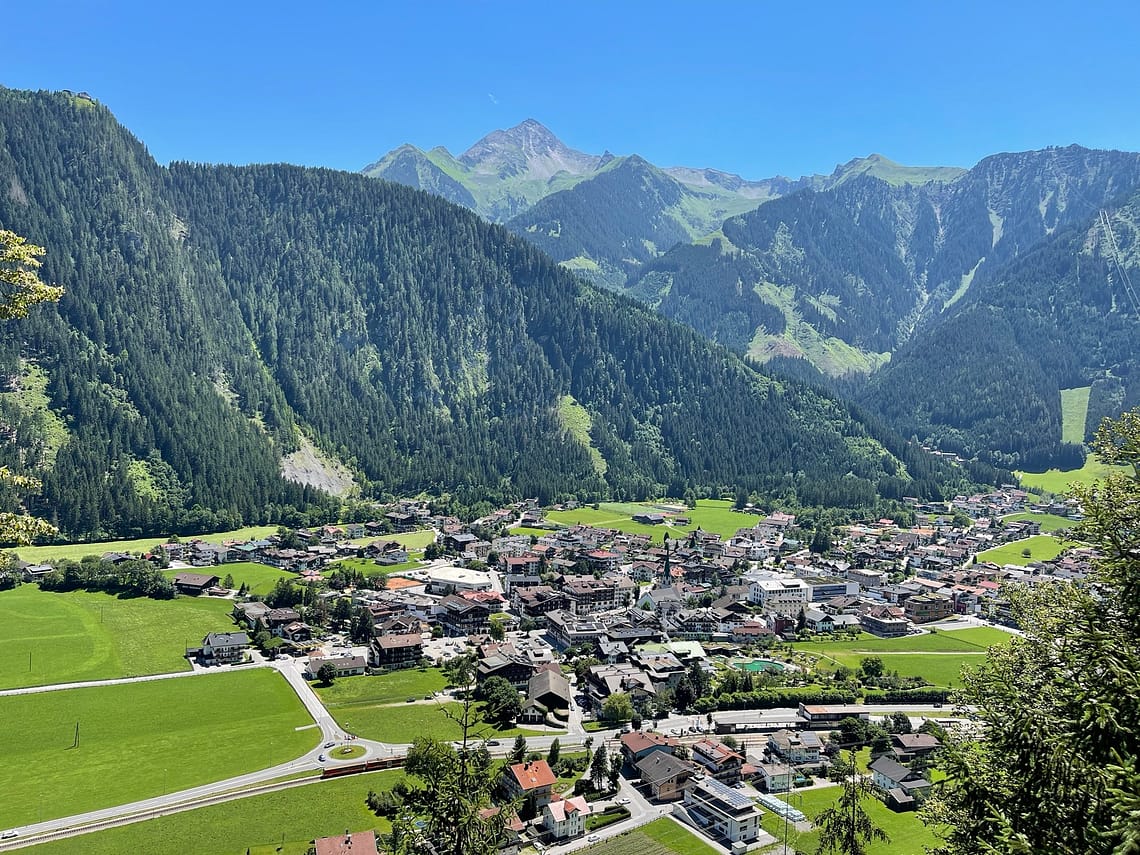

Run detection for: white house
[[543, 795, 590, 839]]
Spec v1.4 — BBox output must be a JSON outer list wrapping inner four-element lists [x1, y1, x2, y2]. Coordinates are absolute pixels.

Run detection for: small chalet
[[635, 750, 697, 801], [172, 572, 219, 595]]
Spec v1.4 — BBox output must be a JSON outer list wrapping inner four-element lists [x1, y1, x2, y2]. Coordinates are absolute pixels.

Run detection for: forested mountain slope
[[862, 195, 1140, 469], [0, 89, 970, 540], [626, 146, 1140, 467]]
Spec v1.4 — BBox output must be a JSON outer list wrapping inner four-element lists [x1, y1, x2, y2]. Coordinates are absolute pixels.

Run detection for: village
[[2, 487, 1082, 854]]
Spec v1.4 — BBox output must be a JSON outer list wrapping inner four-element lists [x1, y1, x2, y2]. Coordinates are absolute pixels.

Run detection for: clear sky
[[5, 0, 1140, 180]]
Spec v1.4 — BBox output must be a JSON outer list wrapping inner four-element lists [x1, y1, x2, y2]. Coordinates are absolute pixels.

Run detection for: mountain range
[[366, 123, 1140, 469], [0, 88, 971, 541]]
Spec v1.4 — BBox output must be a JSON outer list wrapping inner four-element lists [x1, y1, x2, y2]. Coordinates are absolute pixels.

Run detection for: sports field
[[16, 771, 398, 855], [0, 669, 317, 828], [0, 585, 238, 689]]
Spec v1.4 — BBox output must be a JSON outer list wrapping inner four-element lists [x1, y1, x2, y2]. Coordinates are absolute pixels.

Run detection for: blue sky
[[5, 1, 1140, 179]]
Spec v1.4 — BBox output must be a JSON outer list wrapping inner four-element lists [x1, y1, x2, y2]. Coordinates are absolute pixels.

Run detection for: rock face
[[458, 118, 602, 179]]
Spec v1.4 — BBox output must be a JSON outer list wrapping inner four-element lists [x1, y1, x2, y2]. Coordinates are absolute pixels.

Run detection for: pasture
[[1017, 457, 1129, 495], [0, 669, 317, 829], [17, 771, 399, 855], [0, 585, 238, 689], [978, 534, 1068, 566], [536, 499, 760, 543]]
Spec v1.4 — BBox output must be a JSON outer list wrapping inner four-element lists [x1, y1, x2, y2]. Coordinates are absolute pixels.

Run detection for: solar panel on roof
[[699, 776, 755, 809]]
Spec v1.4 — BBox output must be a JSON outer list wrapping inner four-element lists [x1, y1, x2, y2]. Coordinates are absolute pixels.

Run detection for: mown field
[[1002, 512, 1079, 532], [315, 668, 447, 708], [759, 785, 942, 854], [321, 693, 559, 744], [1060, 385, 1091, 445], [0, 585, 239, 689], [9, 526, 437, 564], [792, 627, 1011, 687], [160, 561, 293, 596], [7, 525, 280, 564], [530, 499, 760, 543], [584, 817, 721, 855], [0, 669, 317, 829], [18, 771, 399, 855], [1017, 457, 1129, 495], [978, 534, 1068, 566]]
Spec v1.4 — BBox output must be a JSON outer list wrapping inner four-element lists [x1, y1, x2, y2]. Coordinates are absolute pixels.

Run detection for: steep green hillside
[[0, 89, 967, 538]]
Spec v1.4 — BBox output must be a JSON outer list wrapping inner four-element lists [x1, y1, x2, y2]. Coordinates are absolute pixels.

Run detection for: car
[[587, 834, 600, 842], [324, 741, 335, 748], [616, 797, 630, 805], [423, 694, 433, 700], [406, 696, 416, 702], [487, 739, 502, 746], [1, 831, 18, 840], [318, 754, 326, 762]]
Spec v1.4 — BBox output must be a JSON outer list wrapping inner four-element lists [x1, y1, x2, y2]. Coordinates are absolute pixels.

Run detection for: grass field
[[161, 561, 293, 596], [0, 669, 318, 828], [325, 697, 559, 743], [8, 526, 281, 564], [978, 534, 1068, 566], [315, 669, 447, 709], [1002, 512, 1079, 532], [1017, 457, 1129, 495], [791, 627, 1010, 687], [18, 771, 399, 855], [760, 785, 942, 854], [0, 586, 239, 689], [791, 627, 1010, 655], [1060, 386, 1092, 445], [8, 526, 437, 565], [326, 557, 425, 579], [538, 499, 759, 544], [585, 817, 721, 855]]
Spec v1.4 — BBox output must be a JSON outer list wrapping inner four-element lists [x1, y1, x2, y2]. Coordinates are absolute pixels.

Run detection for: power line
[[1099, 208, 1140, 316]]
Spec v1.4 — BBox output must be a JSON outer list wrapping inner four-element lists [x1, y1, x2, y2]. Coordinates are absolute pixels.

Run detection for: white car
[[587, 835, 600, 842], [616, 797, 630, 805], [1, 831, 18, 840]]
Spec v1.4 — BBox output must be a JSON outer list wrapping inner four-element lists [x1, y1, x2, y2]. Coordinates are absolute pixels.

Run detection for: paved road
[[0, 667, 211, 697]]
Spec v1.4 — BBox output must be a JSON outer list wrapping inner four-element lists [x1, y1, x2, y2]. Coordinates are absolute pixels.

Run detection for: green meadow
[[0, 669, 317, 828], [18, 771, 399, 855], [978, 534, 1068, 566], [0, 585, 238, 689], [534, 499, 761, 543]]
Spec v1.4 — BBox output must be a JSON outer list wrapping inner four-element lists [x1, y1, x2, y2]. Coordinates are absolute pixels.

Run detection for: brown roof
[[376, 633, 423, 650], [173, 572, 218, 588], [509, 760, 556, 791], [313, 830, 379, 855], [620, 730, 678, 755]]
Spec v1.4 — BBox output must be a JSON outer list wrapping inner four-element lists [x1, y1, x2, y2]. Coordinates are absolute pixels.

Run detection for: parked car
[[587, 834, 600, 842]]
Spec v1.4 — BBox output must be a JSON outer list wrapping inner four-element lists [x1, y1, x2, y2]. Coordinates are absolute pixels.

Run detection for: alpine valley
[[0, 88, 980, 542], [368, 121, 1140, 472]]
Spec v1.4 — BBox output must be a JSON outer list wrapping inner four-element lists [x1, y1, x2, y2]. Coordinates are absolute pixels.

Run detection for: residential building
[[691, 738, 745, 784], [684, 776, 763, 844], [869, 755, 932, 810], [635, 750, 696, 801], [904, 593, 953, 624], [172, 572, 219, 595], [619, 730, 679, 765], [195, 631, 249, 665], [305, 655, 366, 679], [543, 795, 591, 840], [369, 633, 423, 670], [767, 729, 822, 765], [504, 760, 556, 808]]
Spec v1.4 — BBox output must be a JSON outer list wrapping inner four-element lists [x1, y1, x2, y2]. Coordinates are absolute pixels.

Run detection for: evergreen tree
[[923, 409, 1140, 854]]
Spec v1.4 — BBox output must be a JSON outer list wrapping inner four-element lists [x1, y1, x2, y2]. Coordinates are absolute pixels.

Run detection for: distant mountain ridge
[[362, 120, 959, 284]]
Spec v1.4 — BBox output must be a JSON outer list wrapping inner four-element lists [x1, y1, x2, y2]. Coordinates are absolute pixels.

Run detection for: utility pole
[[73, 721, 80, 749]]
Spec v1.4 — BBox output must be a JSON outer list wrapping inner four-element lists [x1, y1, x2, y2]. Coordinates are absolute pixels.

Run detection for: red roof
[[509, 760, 556, 790]]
